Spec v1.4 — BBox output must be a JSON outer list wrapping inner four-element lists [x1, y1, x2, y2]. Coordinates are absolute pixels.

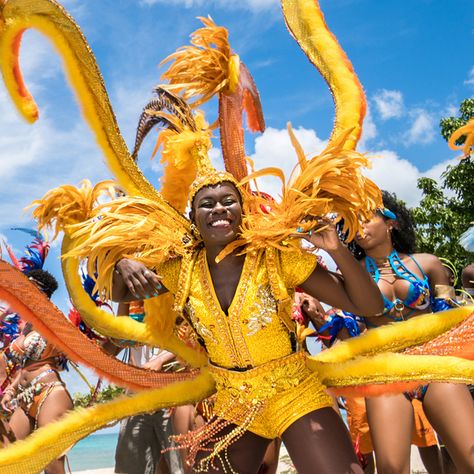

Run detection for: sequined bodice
[[160, 248, 318, 369], [9, 331, 59, 367]]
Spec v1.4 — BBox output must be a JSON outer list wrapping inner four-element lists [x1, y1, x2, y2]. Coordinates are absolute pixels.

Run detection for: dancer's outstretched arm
[[299, 226, 383, 317]]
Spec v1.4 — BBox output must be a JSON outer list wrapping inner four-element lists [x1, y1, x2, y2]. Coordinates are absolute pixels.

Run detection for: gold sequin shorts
[[209, 352, 333, 439]]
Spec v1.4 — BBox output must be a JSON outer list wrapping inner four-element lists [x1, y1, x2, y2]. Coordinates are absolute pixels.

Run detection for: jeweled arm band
[[432, 285, 459, 313], [434, 285, 456, 300]]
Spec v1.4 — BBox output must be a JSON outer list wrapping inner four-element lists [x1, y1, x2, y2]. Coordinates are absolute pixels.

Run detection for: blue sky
[[0, 0, 473, 394]]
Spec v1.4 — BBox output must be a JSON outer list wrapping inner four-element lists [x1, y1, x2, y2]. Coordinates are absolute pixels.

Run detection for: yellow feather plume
[[67, 195, 193, 299], [314, 353, 474, 392], [281, 0, 367, 151], [155, 112, 211, 212], [30, 179, 116, 238], [160, 16, 236, 106]]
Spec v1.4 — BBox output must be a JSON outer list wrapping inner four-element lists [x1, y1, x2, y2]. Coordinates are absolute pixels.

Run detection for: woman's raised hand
[[292, 219, 342, 253], [304, 224, 342, 253], [115, 259, 163, 300]]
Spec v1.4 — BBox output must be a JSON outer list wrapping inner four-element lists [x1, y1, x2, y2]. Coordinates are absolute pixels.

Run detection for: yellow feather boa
[[0, 371, 215, 474], [314, 305, 474, 364]]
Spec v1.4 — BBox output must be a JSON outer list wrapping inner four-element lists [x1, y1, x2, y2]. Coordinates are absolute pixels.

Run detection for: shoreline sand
[[72, 446, 428, 473]]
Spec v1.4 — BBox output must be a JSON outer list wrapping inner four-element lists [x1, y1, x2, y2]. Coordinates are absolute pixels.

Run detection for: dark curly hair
[[343, 190, 417, 260], [26, 269, 58, 298]]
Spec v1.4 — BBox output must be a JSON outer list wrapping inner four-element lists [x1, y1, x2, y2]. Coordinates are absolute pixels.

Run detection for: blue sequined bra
[[364, 250, 431, 326]]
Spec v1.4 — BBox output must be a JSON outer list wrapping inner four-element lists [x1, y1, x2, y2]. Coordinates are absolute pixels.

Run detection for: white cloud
[[140, 0, 277, 10], [246, 126, 455, 209], [404, 108, 436, 145], [359, 106, 377, 149], [464, 66, 474, 86], [365, 150, 421, 205], [365, 151, 457, 207], [443, 104, 458, 117], [373, 89, 404, 120], [248, 126, 327, 199]]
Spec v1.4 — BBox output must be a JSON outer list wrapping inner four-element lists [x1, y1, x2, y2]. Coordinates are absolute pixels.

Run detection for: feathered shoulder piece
[[30, 179, 118, 237], [218, 126, 382, 260], [66, 194, 195, 297], [29, 178, 193, 296]]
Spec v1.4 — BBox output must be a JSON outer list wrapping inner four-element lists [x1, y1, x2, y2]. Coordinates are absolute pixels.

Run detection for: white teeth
[[210, 219, 231, 227]]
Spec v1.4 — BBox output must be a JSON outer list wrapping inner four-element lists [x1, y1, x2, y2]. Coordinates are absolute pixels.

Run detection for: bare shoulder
[[411, 252, 442, 268], [412, 253, 449, 283]]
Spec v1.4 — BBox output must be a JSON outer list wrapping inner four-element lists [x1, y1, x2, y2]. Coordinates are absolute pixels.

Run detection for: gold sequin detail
[[198, 250, 255, 367], [184, 301, 217, 344], [210, 352, 306, 402], [247, 285, 276, 336], [171, 353, 333, 472], [168, 248, 317, 368]]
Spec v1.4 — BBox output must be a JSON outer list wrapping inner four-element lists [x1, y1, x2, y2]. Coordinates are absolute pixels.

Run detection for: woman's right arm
[[112, 258, 167, 302]]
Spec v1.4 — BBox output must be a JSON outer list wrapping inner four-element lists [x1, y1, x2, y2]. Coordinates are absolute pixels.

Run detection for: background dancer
[[112, 302, 184, 474], [345, 191, 474, 474], [0, 269, 73, 474]]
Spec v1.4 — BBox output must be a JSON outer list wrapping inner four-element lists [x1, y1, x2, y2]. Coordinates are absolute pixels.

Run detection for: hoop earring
[[190, 223, 202, 240]]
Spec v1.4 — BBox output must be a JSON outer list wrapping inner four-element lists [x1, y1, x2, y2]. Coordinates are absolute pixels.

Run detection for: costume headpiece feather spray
[[2, 227, 49, 273]]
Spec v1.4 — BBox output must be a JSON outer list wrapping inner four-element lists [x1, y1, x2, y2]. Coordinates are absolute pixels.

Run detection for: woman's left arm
[[414, 253, 459, 313], [417, 253, 450, 288], [298, 226, 383, 316], [416, 253, 457, 312]]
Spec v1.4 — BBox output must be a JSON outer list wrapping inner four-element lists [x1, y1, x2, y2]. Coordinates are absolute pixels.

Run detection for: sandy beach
[[72, 445, 429, 473]]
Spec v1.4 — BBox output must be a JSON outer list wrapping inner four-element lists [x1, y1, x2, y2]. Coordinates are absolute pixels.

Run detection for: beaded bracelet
[[3, 387, 16, 397]]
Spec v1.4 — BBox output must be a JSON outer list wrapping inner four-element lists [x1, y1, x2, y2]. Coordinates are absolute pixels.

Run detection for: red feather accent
[[67, 306, 82, 327], [2, 240, 22, 270]]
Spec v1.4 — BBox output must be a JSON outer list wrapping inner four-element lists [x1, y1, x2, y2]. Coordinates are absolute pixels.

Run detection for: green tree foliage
[[73, 384, 126, 408], [439, 98, 474, 145], [412, 99, 473, 281]]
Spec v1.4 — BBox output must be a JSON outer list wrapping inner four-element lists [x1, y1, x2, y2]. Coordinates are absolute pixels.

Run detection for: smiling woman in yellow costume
[[0, 0, 473, 473]]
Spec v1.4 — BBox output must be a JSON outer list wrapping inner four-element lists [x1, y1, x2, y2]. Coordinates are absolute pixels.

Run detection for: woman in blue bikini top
[[352, 195, 455, 328], [347, 190, 474, 474]]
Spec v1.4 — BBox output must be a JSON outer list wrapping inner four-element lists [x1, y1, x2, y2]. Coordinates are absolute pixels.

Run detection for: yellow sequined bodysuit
[[159, 247, 333, 441]]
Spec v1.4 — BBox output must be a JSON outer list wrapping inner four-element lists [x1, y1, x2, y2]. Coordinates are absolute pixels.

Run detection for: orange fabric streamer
[[404, 312, 474, 359], [0, 260, 198, 391]]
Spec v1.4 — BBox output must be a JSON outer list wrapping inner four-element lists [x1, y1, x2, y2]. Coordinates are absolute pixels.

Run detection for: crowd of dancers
[[0, 1, 473, 473]]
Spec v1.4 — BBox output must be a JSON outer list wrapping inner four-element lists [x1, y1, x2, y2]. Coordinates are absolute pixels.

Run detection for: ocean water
[[67, 432, 118, 471]]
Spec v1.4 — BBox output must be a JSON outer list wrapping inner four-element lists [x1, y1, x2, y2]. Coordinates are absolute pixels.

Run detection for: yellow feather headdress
[[160, 16, 265, 182], [131, 87, 240, 211], [160, 16, 239, 106]]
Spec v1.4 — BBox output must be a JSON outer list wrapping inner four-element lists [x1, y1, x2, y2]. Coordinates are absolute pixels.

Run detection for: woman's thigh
[[365, 394, 414, 474], [36, 387, 73, 428], [258, 438, 281, 474], [423, 383, 474, 474], [282, 406, 363, 474], [194, 423, 271, 474], [8, 407, 33, 440]]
